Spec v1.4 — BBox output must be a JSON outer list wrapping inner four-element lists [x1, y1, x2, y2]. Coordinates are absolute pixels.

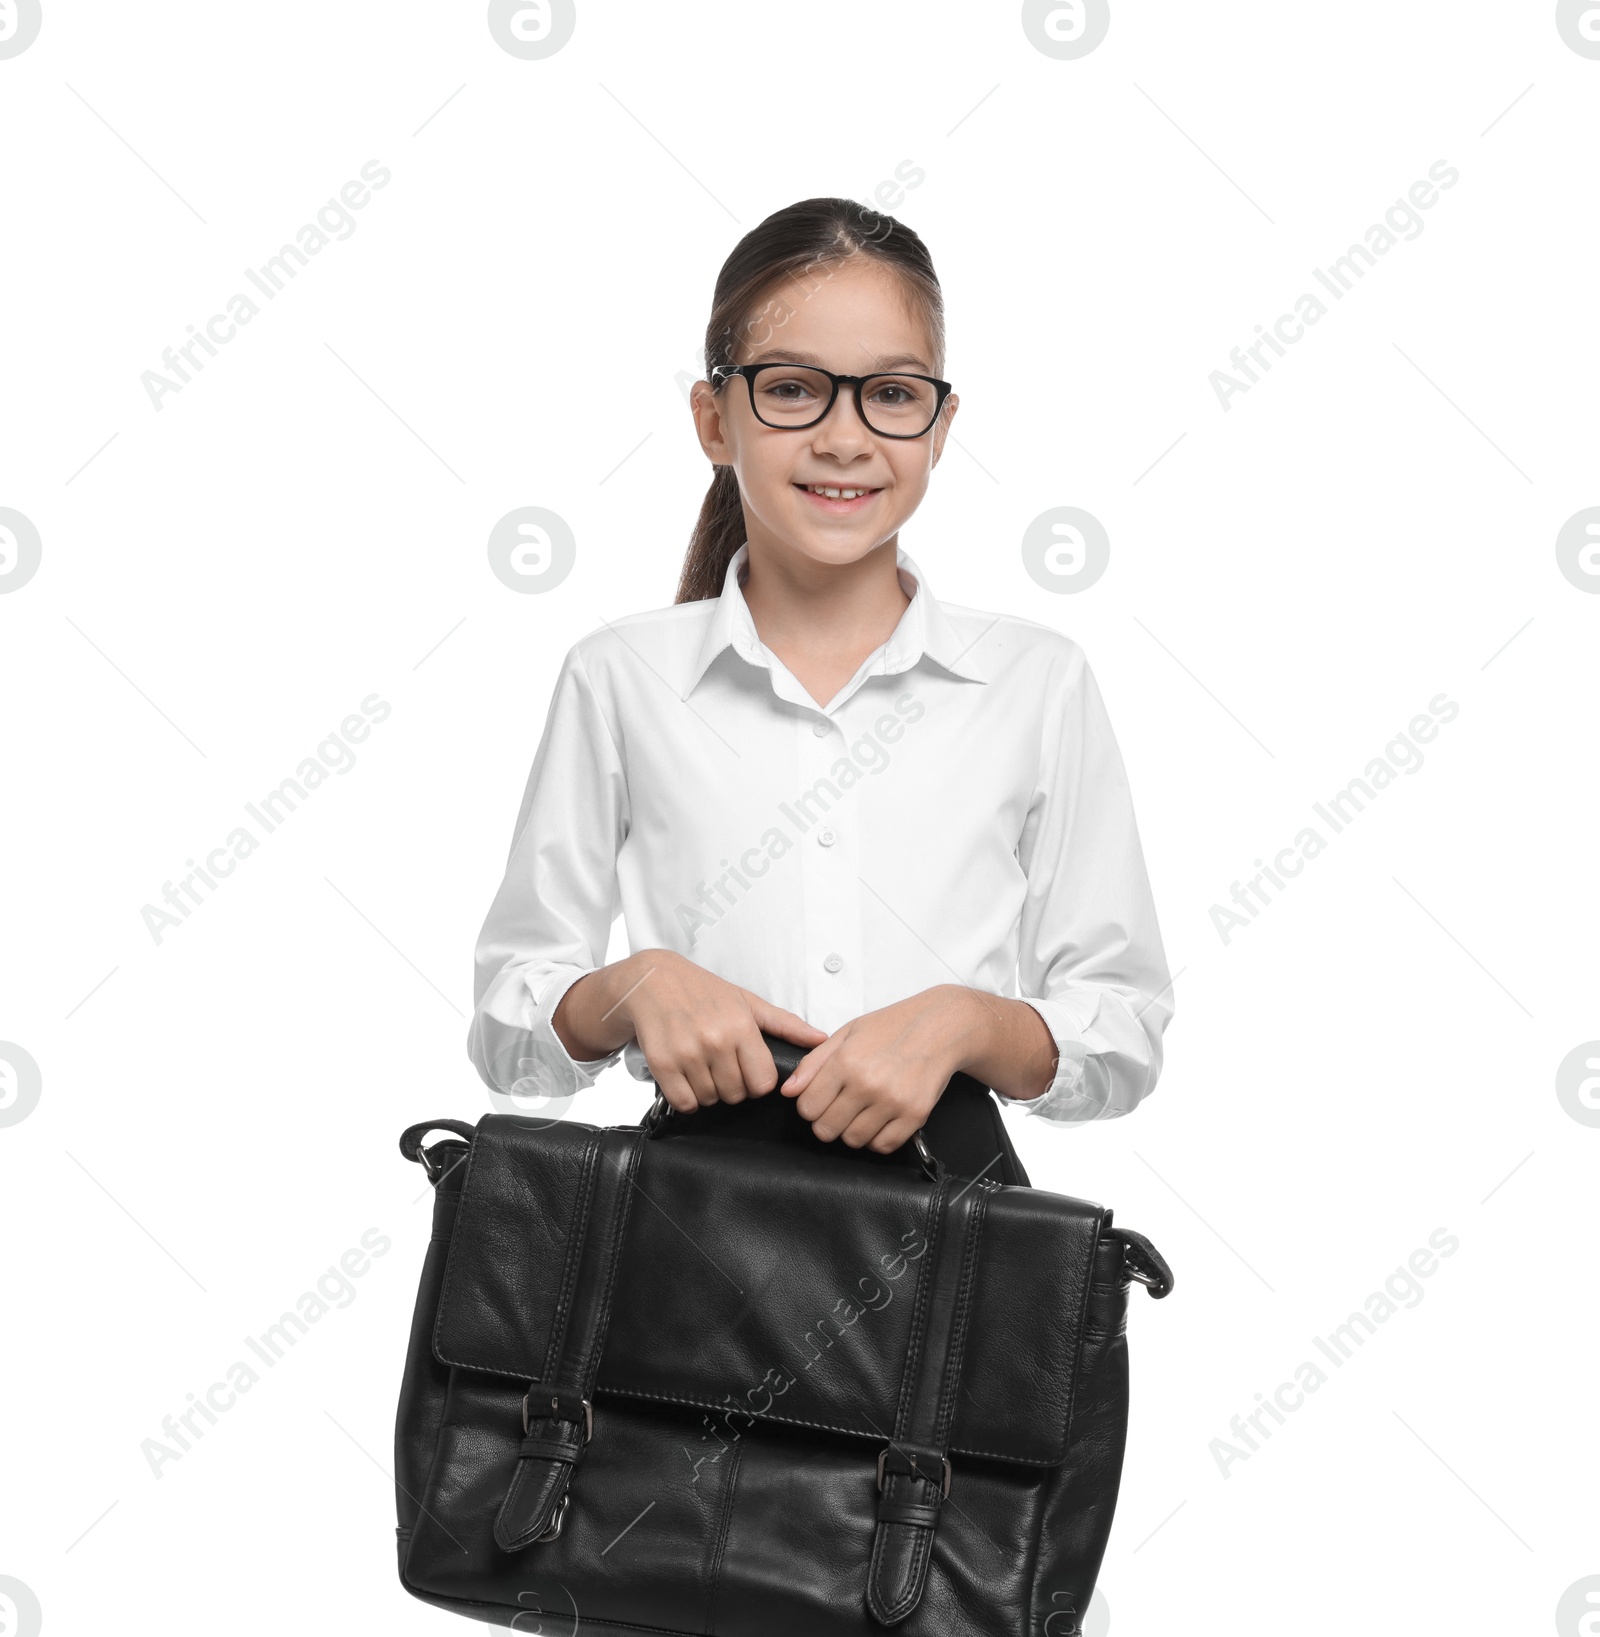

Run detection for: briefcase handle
[[640, 1029, 943, 1181]]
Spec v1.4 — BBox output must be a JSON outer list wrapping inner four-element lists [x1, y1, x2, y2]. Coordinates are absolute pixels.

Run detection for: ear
[[690, 378, 733, 466]]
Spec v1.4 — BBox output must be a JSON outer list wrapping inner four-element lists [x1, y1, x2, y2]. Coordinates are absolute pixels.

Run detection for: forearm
[[938, 986, 1058, 1102], [551, 951, 655, 1061]]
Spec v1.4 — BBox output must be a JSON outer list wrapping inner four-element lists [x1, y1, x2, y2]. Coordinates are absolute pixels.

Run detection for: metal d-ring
[[912, 1128, 940, 1181]]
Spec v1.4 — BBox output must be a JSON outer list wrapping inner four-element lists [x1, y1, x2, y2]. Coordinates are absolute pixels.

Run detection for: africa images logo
[[0, 0, 43, 58], [0, 1043, 43, 1129], [0, 508, 42, 594], [1556, 0, 1600, 57], [0, 1578, 44, 1637]]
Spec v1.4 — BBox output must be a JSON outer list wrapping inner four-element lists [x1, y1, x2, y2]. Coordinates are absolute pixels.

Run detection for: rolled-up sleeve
[[997, 644, 1174, 1124], [468, 643, 630, 1098]]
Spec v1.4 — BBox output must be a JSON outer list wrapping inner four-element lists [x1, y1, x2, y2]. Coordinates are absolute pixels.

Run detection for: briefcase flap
[[433, 1118, 1109, 1468]]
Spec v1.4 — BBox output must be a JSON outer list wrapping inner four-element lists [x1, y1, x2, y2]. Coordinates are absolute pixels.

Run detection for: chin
[[790, 530, 893, 568]]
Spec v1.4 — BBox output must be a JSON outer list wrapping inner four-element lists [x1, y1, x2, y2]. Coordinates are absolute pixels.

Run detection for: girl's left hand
[[779, 987, 977, 1154]]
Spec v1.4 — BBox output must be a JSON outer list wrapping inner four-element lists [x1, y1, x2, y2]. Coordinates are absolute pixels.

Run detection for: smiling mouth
[[794, 483, 882, 504]]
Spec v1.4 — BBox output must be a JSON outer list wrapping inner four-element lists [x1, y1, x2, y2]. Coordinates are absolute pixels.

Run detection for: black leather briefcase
[[393, 1037, 1173, 1635]]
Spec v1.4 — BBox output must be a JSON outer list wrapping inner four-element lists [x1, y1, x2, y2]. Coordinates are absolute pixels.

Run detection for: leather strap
[[398, 1119, 478, 1182], [492, 1126, 645, 1551], [1113, 1224, 1175, 1298], [867, 1172, 995, 1625]]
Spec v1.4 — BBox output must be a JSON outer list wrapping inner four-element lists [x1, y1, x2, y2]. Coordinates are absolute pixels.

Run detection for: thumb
[[748, 999, 829, 1052]]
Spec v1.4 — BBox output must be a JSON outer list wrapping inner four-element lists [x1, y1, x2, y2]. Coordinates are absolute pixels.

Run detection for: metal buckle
[[876, 1448, 951, 1498], [522, 1392, 593, 1443], [1125, 1262, 1163, 1289], [534, 1492, 569, 1543]]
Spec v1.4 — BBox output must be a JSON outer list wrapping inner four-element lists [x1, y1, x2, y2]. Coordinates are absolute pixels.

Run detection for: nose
[[807, 383, 875, 455]]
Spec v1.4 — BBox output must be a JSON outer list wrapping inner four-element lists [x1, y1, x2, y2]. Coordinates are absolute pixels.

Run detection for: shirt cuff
[[995, 992, 1108, 1123], [527, 966, 623, 1094], [470, 964, 622, 1107]]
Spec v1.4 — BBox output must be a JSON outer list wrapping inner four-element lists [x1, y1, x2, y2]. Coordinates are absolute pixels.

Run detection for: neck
[[739, 535, 911, 660]]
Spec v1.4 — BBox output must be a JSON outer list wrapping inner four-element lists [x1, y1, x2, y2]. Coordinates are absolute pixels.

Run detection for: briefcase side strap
[[492, 1126, 645, 1552], [1111, 1225, 1175, 1299], [866, 1172, 997, 1627], [398, 1120, 478, 1184]]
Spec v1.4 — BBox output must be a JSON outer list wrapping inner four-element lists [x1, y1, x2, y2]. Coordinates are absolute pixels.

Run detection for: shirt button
[[812, 719, 830, 737], [817, 828, 836, 847], [823, 953, 844, 974]]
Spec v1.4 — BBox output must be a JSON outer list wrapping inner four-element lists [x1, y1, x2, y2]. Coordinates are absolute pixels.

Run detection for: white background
[[1, 3, 1596, 1633]]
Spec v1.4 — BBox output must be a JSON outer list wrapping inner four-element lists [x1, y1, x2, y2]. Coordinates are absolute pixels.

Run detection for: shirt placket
[[796, 700, 864, 1035]]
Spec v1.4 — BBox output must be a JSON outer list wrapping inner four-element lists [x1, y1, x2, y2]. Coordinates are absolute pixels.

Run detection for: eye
[[761, 375, 821, 402]]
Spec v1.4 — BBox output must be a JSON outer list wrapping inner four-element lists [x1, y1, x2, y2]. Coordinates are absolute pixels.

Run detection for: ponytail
[[674, 465, 745, 604]]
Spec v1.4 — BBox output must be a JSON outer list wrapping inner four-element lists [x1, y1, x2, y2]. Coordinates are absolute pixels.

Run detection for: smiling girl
[[468, 197, 1174, 1165]]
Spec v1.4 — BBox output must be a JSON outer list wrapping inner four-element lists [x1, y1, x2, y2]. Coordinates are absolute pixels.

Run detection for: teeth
[[806, 485, 873, 499]]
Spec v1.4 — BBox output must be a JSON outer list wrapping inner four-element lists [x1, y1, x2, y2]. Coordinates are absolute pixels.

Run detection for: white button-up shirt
[[468, 542, 1174, 1125]]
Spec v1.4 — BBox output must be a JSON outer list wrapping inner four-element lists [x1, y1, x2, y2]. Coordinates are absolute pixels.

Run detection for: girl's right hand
[[608, 948, 828, 1115]]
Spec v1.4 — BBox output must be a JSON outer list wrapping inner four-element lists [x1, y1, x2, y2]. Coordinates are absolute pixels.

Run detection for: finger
[[839, 1105, 896, 1152], [865, 1114, 921, 1156], [810, 1092, 868, 1145], [706, 1036, 749, 1105], [678, 1054, 718, 1109], [750, 999, 830, 1049], [654, 1067, 700, 1117], [734, 1030, 780, 1099], [781, 1034, 839, 1097], [800, 1067, 862, 1143]]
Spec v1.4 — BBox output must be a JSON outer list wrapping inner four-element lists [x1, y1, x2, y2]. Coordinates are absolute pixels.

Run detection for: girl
[[468, 197, 1173, 1166]]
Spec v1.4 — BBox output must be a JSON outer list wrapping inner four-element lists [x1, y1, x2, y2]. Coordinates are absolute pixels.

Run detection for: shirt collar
[[678, 540, 987, 701]]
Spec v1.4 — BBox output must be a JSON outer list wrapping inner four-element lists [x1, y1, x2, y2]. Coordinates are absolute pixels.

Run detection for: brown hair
[[674, 197, 946, 604]]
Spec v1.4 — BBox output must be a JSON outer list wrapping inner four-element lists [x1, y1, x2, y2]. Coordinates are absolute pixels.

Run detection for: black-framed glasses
[[710, 362, 953, 439]]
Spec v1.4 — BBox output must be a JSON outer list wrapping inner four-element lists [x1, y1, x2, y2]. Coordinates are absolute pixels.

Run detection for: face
[[690, 255, 958, 572]]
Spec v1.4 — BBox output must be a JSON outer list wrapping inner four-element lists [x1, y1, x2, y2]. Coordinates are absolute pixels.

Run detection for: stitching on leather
[[508, 1130, 612, 1546], [588, 1379, 1055, 1466], [892, 1175, 947, 1435], [896, 1183, 975, 1615], [871, 1173, 955, 1620], [897, 1183, 996, 1616], [896, 1510, 929, 1620], [874, 1496, 923, 1623], [504, 1132, 640, 1548], [933, 1179, 992, 1449], [544, 1130, 602, 1381], [865, 1494, 896, 1620], [703, 1425, 743, 1635], [430, 1125, 488, 1364], [1053, 1211, 1105, 1461], [581, 1132, 642, 1396], [493, 1455, 535, 1548], [872, 1180, 996, 1619], [439, 1319, 1084, 1462], [902, 1178, 995, 1615]]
